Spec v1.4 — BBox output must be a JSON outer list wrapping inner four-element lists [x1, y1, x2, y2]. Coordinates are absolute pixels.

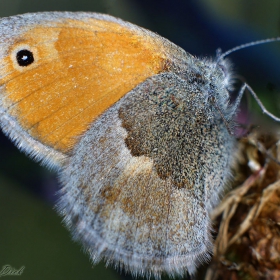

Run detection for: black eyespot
[[16, 49, 34, 67]]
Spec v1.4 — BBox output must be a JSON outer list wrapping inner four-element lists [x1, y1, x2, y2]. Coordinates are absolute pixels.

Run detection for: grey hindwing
[[58, 72, 235, 278]]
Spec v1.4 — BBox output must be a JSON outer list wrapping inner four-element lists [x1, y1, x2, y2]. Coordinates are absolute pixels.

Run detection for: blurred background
[[0, 0, 279, 279]]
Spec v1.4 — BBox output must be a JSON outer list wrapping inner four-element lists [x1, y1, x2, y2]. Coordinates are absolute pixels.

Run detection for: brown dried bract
[[205, 131, 280, 280]]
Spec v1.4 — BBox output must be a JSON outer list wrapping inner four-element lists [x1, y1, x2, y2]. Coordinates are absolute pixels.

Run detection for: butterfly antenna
[[217, 37, 280, 62], [216, 37, 280, 124]]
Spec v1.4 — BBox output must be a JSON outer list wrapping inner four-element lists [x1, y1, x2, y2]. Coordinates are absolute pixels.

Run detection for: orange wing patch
[[0, 18, 170, 153]]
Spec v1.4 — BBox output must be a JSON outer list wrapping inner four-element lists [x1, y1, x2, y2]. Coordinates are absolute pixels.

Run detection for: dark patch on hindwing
[[119, 73, 222, 189]]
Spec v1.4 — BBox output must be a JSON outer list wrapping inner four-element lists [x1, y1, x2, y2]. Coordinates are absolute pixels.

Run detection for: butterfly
[[0, 11, 279, 279]]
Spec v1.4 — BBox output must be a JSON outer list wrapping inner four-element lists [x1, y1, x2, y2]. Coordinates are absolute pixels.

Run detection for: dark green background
[[0, 1, 279, 280]]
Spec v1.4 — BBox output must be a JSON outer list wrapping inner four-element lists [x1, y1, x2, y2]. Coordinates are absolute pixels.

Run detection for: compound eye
[[218, 62, 227, 76], [16, 49, 35, 67]]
